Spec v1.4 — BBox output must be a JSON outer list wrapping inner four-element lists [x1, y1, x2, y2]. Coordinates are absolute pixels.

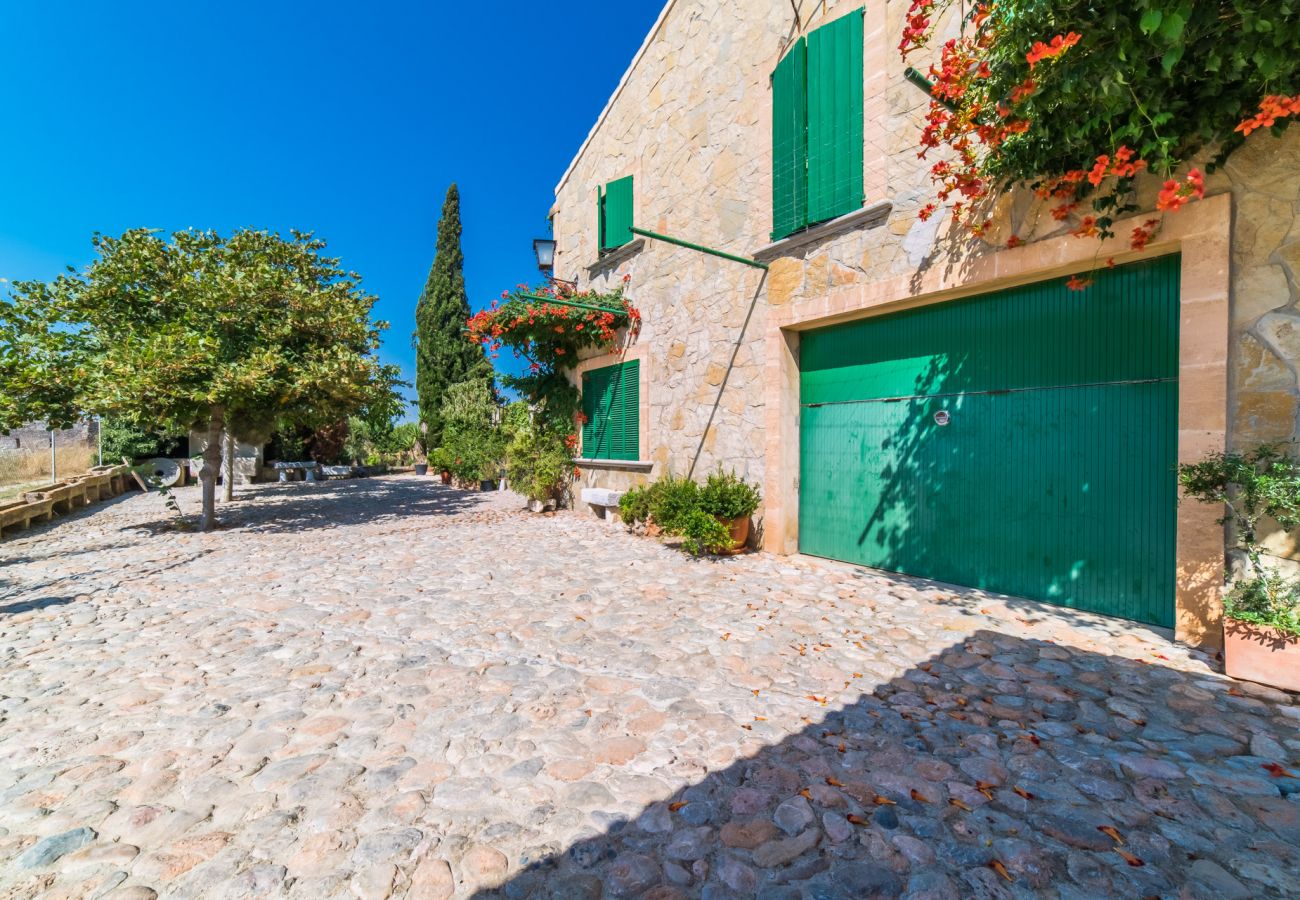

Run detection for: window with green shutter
[[581, 359, 640, 460], [771, 9, 864, 239], [771, 38, 808, 240], [599, 176, 635, 251]]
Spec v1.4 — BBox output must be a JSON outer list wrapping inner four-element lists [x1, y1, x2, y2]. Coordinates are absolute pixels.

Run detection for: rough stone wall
[[0, 420, 98, 454], [554, 0, 1300, 560]]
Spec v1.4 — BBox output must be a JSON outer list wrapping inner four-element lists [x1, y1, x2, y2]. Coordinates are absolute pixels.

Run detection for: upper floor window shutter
[[807, 9, 864, 225], [601, 176, 635, 250], [771, 38, 808, 241]]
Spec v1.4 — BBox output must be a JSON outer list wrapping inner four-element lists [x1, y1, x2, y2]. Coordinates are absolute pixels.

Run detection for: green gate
[[798, 255, 1180, 627]]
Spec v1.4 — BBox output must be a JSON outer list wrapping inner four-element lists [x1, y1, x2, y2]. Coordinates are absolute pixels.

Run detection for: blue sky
[[0, 1, 663, 416]]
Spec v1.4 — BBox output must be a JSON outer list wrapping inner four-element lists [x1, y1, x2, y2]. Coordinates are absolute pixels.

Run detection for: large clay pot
[[440, 469, 452, 485], [1224, 619, 1300, 692], [717, 516, 751, 555]]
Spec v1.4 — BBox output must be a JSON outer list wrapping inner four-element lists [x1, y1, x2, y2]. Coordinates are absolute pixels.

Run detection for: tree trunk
[[199, 406, 224, 531], [222, 431, 235, 503]]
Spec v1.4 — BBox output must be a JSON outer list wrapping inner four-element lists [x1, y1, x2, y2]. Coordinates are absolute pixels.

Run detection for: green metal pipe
[[904, 66, 957, 112], [518, 293, 625, 314], [628, 226, 768, 270]]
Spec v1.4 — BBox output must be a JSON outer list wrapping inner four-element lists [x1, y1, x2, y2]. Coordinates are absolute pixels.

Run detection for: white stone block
[[580, 488, 623, 508]]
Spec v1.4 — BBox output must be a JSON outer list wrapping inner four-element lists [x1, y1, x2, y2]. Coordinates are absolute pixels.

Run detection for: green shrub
[[1225, 572, 1300, 636], [618, 484, 652, 524], [679, 506, 736, 555], [1180, 443, 1300, 637], [506, 426, 572, 502], [646, 475, 700, 534], [699, 469, 761, 520], [100, 419, 184, 463]]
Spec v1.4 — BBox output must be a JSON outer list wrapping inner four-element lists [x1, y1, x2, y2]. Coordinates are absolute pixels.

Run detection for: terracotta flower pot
[[717, 515, 751, 555], [440, 469, 452, 484], [1224, 618, 1300, 693]]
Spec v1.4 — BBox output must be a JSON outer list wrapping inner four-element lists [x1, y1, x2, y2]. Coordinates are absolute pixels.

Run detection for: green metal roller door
[[798, 255, 1180, 627]]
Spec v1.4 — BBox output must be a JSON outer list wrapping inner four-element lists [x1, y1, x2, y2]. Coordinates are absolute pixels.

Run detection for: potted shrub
[[699, 469, 762, 554], [1180, 445, 1300, 692], [506, 423, 571, 512], [618, 475, 744, 556]]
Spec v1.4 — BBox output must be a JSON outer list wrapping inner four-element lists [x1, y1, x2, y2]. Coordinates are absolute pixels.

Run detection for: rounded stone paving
[[0, 476, 1297, 898]]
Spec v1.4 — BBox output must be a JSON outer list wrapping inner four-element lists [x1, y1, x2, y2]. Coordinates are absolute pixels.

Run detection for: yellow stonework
[[547, 0, 1300, 646]]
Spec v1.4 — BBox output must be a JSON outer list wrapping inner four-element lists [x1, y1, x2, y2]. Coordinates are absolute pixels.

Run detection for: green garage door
[[798, 255, 1179, 627]]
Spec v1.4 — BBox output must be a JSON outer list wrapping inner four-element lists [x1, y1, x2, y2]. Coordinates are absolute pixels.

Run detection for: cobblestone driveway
[[1, 476, 1297, 899]]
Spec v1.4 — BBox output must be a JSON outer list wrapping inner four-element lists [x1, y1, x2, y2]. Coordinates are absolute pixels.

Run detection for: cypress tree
[[414, 183, 491, 446]]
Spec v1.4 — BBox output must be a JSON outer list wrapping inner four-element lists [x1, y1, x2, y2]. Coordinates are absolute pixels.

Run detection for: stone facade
[[550, 0, 1300, 645]]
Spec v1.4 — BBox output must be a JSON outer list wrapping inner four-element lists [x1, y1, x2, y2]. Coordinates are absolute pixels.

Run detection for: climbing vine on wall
[[465, 278, 640, 436], [902, 0, 1300, 285]]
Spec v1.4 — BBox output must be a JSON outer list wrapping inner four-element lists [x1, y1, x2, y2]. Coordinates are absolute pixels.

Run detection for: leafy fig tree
[[0, 227, 400, 530]]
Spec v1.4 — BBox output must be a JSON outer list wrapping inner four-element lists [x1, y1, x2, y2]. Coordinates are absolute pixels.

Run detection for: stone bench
[[23, 481, 91, 515], [75, 472, 113, 502], [272, 461, 322, 483], [580, 487, 624, 527], [0, 497, 55, 538]]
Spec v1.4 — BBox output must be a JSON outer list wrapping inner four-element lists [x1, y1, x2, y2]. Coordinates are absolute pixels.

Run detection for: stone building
[[550, 0, 1300, 647], [0, 420, 98, 453]]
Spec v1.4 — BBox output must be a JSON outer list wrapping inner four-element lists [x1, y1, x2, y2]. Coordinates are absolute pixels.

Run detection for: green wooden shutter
[[597, 186, 605, 251], [601, 176, 634, 250], [807, 9, 864, 225], [581, 360, 639, 460], [771, 38, 808, 240]]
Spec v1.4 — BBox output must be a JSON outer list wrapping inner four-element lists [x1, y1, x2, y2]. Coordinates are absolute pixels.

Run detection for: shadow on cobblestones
[[0, 596, 74, 617], [128, 478, 489, 536], [477, 630, 1299, 899]]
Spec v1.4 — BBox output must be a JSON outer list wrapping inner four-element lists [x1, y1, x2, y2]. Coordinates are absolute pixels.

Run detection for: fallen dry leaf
[[975, 781, 997, 800], [988, 860, 1014, 882], [721, 633, 730, 641], [1098, 825, 1124, 845], [949, 798, 972, 811], [668, 801, 687, 812], [910, 789, 932, 804], [825, 776, 844, 787], [872, 794, 896, 806], [1116, 849, 1145, 867], [574, 615, 586, 621], [1263, 762, 1298, 778], [799, 788, 813, 800], [1013, 786, 1035, 800], [846, 814, 870, 826]]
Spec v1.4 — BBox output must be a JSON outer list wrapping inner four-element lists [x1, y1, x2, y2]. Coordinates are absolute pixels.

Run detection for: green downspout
[[628, 226, 768, 270]]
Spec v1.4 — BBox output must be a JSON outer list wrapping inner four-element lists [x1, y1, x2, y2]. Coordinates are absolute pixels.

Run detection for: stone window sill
[[573, 457, 654, 472], [585, 239, 645, 274], [753, 200, 894, 260]]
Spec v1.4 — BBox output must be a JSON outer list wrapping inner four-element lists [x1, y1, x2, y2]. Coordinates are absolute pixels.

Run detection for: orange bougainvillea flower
[[1156, 169, 1205, 213], [1026, 32, 1081, 69], [1009, 78, 1037, 104], [1236, 94, 1300, 136], [1006, 235, 1023, 249], [1066, 275, 1093, 291], [1071, 216, 1099, 238]]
